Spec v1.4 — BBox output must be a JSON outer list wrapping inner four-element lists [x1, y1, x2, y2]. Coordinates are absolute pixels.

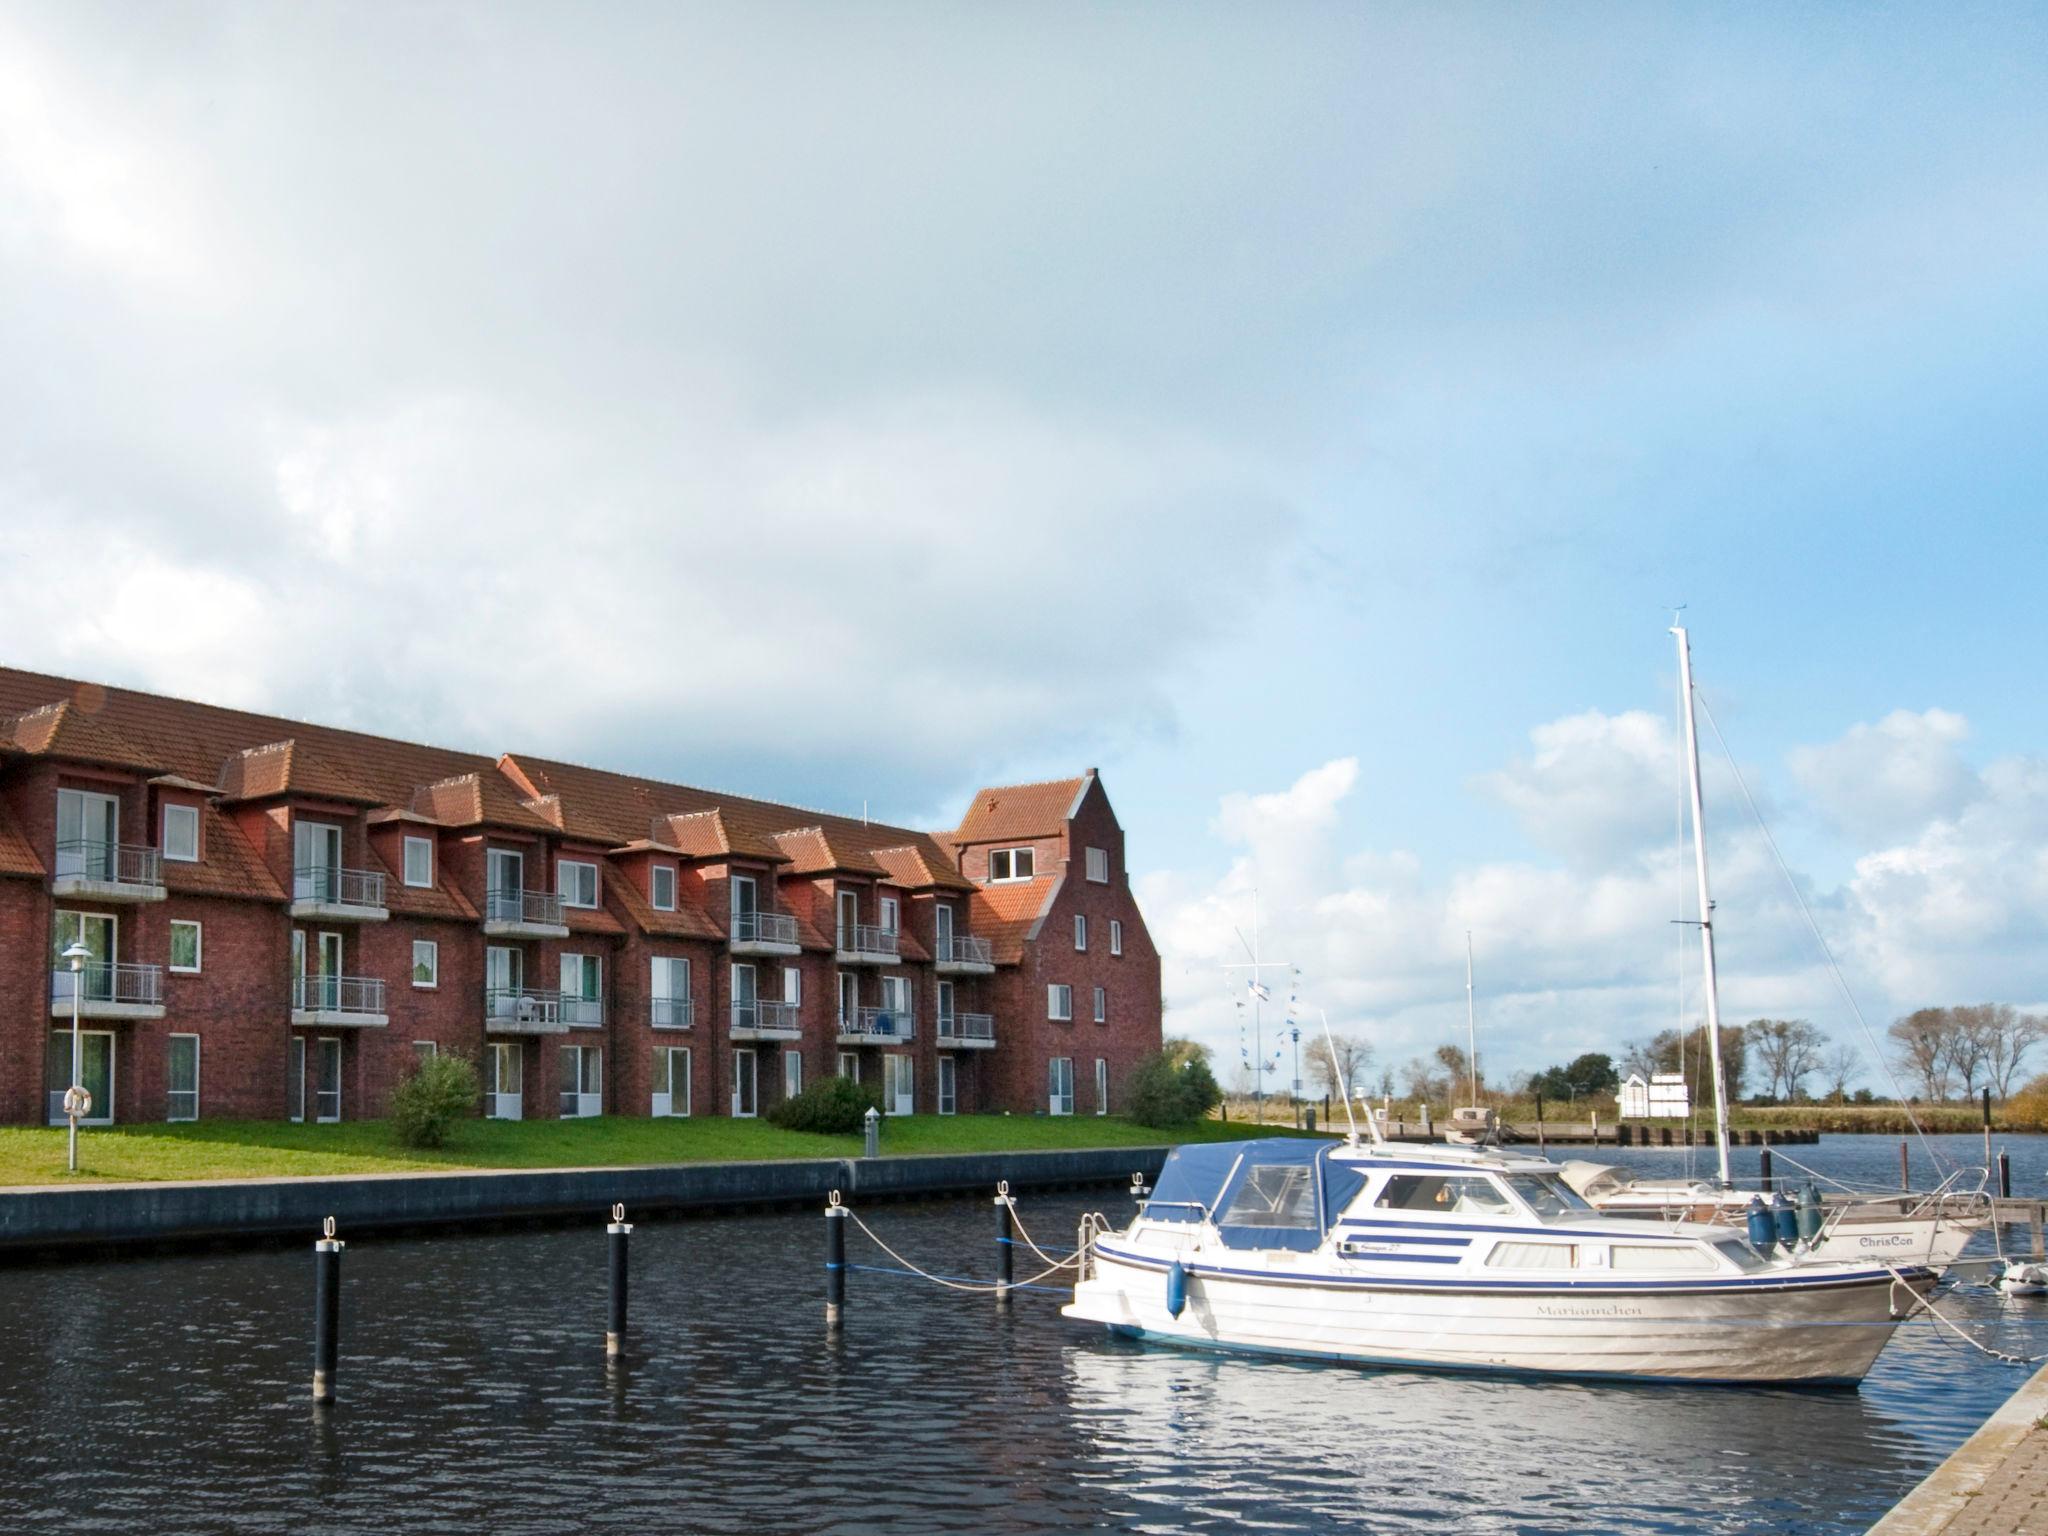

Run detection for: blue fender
[[1166, 1259, 1188, 1319]]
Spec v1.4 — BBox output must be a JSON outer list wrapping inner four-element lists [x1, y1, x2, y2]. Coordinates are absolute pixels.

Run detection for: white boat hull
[[1066, 1244, 1927, 1385]]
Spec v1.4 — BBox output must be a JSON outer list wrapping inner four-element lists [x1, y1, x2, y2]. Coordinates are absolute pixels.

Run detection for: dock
[[1866, 1357, 2048, 1535], [1371, 1121, 1821, 1148]]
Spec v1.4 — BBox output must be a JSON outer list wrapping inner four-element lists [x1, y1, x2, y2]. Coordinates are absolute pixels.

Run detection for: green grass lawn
[[0, 1112, 1301, 1188]]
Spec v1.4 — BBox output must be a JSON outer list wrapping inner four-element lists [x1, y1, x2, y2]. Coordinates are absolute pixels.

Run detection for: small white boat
[[1994, 1261, 2048, 1296], [1065, 1135, 1934, 1385]]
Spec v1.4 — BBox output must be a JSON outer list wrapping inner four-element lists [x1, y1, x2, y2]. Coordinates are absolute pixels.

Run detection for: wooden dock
[[1373, 1121, 1822, 1148]]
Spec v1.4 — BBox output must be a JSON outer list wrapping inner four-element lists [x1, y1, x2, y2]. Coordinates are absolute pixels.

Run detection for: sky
[[3, 3, 2046, 1093]]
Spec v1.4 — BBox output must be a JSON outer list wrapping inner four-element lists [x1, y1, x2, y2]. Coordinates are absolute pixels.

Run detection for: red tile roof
[[1, 698, 162, 773], [566, 905, 626, 938], [607, 872, 725, 943], [658, 808, 791, 864], [870, 844, 974, 893], [372, 844, 479, 922], [163, 805, 286, 902], [0, 794, 44, 880], [217, 739, 382, 805], [410, 772, 556, 833], [969, 875, 1062, 964], [952, 775, 1090, 845], [773, 826, 889, 878]]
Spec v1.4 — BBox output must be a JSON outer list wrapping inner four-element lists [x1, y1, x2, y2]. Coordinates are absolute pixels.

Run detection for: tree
[[1627, 1024, 1747, 1108], [1527, 1053, 1619, 1103], [1746, 1019, 1826, 1102], [1821, 1041, 1860, 1103], [1401, 1055, 1449, 1105], [1374, 1065, 1397, 1100], [389, 1052, 479, 1148], [1127, 1038, 1224, 1128], [1434, 1043, 1482, 1101], [1889, 1008, 1952, 1101], [1309, 1033, 1373, 1099], [1968, 1004, 2046, 1100]]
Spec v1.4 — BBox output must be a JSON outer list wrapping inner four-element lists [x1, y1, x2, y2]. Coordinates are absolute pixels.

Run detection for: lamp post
[[1290, 1026, 1301, 1128], [61, 939, 91, 1173]]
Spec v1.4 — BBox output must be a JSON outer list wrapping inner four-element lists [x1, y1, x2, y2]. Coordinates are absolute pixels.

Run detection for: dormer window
[[559, 859, 599, 909], [161, 803, 199, 863], [402, 836, 434, 888], [651, 864, 677, 912], [1085, 846, 1109, 883], [988, 847, 1035, 883]]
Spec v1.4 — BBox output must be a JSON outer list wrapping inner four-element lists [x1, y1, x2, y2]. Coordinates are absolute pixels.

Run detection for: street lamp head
[[62, 940, 91, 971]]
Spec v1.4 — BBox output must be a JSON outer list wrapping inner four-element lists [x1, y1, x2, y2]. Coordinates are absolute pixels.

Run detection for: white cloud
[[1474, 709, 1678, 867], [1789, 708, 1978, 843]]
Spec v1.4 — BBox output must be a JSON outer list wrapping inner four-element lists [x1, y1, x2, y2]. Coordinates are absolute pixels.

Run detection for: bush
[[1127, 1042, 1223, 1129], [2006, 1075, 2048, 1133], [769, 1074, 884, 1135], [390, 1053, 480, 1148]]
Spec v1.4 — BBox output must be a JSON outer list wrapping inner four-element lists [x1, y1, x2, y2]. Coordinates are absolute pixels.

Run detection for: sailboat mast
[[1672, 625, 1734, 1188], [1464, 931, 1478, 1106]]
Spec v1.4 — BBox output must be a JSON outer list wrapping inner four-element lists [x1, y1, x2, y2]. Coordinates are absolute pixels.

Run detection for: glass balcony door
[[486, 1041, 523, 1119], [45, 1029, 114, 1125], [937, 1055, 956, 1116], [294, 819, 343, 902], [55, 789, 118, 879], [51, 911, 115, 1003], [315, 1037, 342, 1122], [731, 1048, 758, 1117], [883, 1054, 913, 1116]]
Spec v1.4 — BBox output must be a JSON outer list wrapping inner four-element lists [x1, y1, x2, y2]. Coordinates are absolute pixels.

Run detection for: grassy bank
[[0, 1113, 1288, 1189]]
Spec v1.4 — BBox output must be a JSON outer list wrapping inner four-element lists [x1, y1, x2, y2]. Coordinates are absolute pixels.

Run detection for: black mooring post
[[825, 1194, 847, 1330], [312, 1216, 343, 1405], [1900, 1139, 1910, 1193], [1759, 1145, 1773, 1195], [2000, 1150, 2013, 1201], [1983, 1087, 1994, 1168], [606, 1203, 632, 1361], [994, 1182, 1014, 1307]]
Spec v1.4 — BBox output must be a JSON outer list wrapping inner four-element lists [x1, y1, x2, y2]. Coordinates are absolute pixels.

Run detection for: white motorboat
[[1065, 1134, 1934, 1385]]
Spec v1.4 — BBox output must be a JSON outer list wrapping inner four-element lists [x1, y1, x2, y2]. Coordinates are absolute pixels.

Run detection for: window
[[1219, 1165, 1319, 1232], [650, 863, 677, 911], [1086, 846, 1108, 883], [1048, 1057, 1074, 1116], [937, 1055, 956, 1116], [1373, 1175, 1514, 1216], [1074, 914, 1087, 951], [1110, 920, 1123, 957], [784, 1051, 802, 1099], [412, 1041, 437, 1064], [288, 1037, 305, 1123], [1095, 1057, 1108, 1115], [1093, 986, 1107, 1024], [561, 953, 602, 1024], [1488, 1242, 1577, 1269], [1611, 1244, 1705, 1273], [412, 941, 439, 989], [837, 1051, 860, 1081], [403, 836, 434, 888], [169, 920, 202, 974], [651, 956, 690, 1028], [880, 974, 912, 1019], [558, 859, 599, 908], [1047, 984, 1072, 1021], [783, 966, 802, 1006], [654, 1046, 691, 1116], [1504, 1174, 1593, 1219], [883, 1053, 914, 1115], [162, 804, 200, 863], [167, 1034, 199, 1121], [732, 1048, 759, 1117], [560, 1045, 602, 1117], [880, 896, 899, 933], [988, 847, 1036, 883]]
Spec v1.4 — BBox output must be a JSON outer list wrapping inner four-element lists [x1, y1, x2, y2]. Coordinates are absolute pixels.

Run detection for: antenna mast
[[1672, 624, 1734, 1188], [1464, 931, 1479, 1107], [1223, 889, 1290, 1125]]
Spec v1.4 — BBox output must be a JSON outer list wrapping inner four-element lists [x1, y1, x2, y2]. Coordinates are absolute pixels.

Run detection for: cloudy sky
[[4, 3, 2045, 1089]]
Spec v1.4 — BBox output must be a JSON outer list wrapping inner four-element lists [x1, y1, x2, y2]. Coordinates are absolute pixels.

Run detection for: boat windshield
[[1713, 1238, 1767, 1272], [1503, 1174, 1594, 1221], [1374, 1174, 1515, 1216]]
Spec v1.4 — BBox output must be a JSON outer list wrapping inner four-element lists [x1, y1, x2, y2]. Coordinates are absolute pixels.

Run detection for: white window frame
[[413, 1040, 437, 1063], [1074, 914, 1087, 951], [162, 803, 200, 863], [1094, 985, 1107, 1024], [1086, 846, 1108, 883], [412, 940, 439, 989], [650, 863, 677, 911], [561, 952, 602, 1024], [288, 1036, 305, 1123], [783, 966, 802, 1006], [558, 858, 599, 909], [167, 1033, 200, 1122], [1049, 1056, 1074, 1116], [652, 955, 690, 1028], [315, 1036, 343, 1124], [880, 895, 899, 933], [1048, 984, 1072, 1021], [731, 1047, 759, 1118], [560, 1043, 603, 1118], [837, 1051, 860, 1081], [654, 1045, 691, 1117], [937, 1054, 957, 1116], [1095, 1057, 1109, 1115], [1110, 919, 1123, 957], [783, 1050, 802, 1099], [881, 973, 912, 1017], [169, 919, 203, 974], [988, 846, 1036, 883], [402, 835, 434, 888]]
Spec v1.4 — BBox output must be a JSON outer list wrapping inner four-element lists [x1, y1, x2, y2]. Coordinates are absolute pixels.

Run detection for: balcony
[[291, 974, 389, 1028], [934, 934, 994, 975], [484, 987, 569, 1034], [651, 996, 694, 1030], [730, 1000, 802, 1041], [482, 887, 569, 939], [49, 962, 164, 1019], [290, 865, 389, 923], [836, 923, 900, 965], [730, 909, 801, 957], [840, 1005, 914, 1045], [562, 994, 604, 1028], [937, 1010, 996, 1049], [51, 841, 165, 903]]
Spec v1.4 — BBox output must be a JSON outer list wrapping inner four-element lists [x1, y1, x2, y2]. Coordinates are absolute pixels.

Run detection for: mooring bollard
[[606, 1203, 632, 1361], [312, 1215, 343, 1405], [1759, 1146, 1773, 1195], [825, 1191, 847, 1330], [1900, 1139, 1910, 1192], [2000, 1150, 2013, 1200], [994, 1181, 1014, 1307], [863, 1106, 880, 1160]]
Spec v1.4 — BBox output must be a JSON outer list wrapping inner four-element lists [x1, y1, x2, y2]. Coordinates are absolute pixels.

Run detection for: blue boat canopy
[[1143, 1139, 1368, 1252]]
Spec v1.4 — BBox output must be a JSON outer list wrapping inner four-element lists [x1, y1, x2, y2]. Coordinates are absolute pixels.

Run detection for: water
[[1, 1133, 2044, 1535]]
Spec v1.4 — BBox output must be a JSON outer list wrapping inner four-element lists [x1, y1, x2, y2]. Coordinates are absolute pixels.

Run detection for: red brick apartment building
[[0, 668, 1161, 1129]]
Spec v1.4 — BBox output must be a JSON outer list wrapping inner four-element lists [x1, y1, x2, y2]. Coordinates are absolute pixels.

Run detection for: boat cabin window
[[1503, 1174, 1594, 1220], [1374, 1174, 1514, 1216], [1712, 1238, 1767, 1272], [1217, 1164, 1319, 1233], [1486, 1241, 1576, 1269], [1610, 1244, 1702, 1273]]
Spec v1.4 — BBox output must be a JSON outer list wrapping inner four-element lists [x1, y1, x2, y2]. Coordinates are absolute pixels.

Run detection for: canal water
[[1, 1132, 2045, 1535]]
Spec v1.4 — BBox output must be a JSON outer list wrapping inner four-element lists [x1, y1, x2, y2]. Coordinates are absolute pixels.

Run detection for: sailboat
[[1556, 625, 1988, 1270]]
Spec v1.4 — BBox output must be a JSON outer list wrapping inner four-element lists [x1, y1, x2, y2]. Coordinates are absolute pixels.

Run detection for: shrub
[[390, 1053, 480, 1148], [1127, 1041, 1223, 1129], [2006, 1075, 2048, 1133], [769, 1074, 884, 1135]]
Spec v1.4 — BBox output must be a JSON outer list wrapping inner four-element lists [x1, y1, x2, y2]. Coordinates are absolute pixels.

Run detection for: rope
[[1006, 1202, 1086, 1270], [843, 1207, 1084, 1295], [1884, 1262, 2048, 1366], [846, 1263, 1069, 1296]]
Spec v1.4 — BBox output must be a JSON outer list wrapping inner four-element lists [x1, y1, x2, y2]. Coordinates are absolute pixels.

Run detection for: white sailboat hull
[[1066, 1244, 1926, 1385]]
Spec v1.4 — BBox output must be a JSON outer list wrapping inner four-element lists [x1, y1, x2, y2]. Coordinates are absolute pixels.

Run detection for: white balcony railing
[[937, 1010, 995, 1044], [485, 987, 565, 1030], [838, 923, 900, 959], [651, 996, 694, 1030], [54, 840, 163, 890], [50, 961, 162, 1008], [731, 1000, 801, 1037], [292, 974, 387, 1016], [936, 934, 993, 967], [485, 887, 566, 928], [732, 910, 798, 946], [292, 865, 387, 910], [844, 1005, 914, 1042], [561, 995, 604, 1027]]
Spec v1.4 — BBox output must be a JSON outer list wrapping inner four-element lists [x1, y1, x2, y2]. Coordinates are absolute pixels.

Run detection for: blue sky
[[2, 2, 2044, 1088]]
